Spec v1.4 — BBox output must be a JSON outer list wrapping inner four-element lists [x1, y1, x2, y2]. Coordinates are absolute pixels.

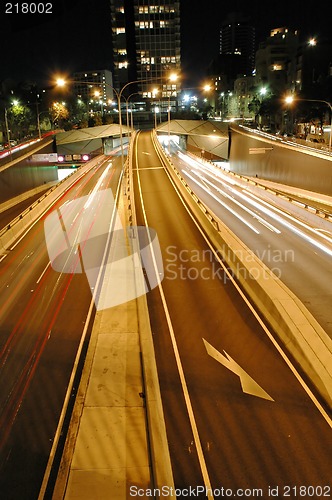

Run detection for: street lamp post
[[36, 103, 41, 139], [37, 110, 52, 137], [285, 95, 332, 151], [4, 108, 12, 160], [93, 91, 104, 117], [151, 88, 159, 130], [12, 98, 43, 140], [166, 73, 179, 154], [154, 106, 160, 129], [124, 92, 139, 134]]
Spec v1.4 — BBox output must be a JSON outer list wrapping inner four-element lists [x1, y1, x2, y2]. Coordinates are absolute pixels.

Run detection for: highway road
[[0, 189, 50, 229], [132, 131, 332, 497], [0, 155, 123, 499], [168, 145, 332, 337]]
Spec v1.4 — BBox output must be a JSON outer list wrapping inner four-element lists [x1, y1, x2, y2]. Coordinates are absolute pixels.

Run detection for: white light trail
[[183, 171, 260, 234], [178, 152, 332, 258], [189, 169, 281, 234]]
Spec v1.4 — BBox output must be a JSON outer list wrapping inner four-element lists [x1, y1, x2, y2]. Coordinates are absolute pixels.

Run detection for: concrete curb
[[153, 133, 332, 409], [127, 132, 175, 489]]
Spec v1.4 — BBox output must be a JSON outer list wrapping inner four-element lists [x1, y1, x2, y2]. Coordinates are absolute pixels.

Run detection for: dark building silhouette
[[294, 38, 332, 98], [220, 12, 255, 78]]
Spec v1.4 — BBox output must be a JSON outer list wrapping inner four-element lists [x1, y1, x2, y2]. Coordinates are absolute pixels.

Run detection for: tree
[[7, 103, 32, 139], [51, 101, 69, 128]]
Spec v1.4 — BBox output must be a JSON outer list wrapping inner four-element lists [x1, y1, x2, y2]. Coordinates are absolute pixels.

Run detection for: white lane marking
[[162, 152, 332, 429], [203, 339, 274, 402], [137, 166, 164, 170], [136, 133, 214, 498], [36, 262, 51, 284], [255, 217, 279, 233]]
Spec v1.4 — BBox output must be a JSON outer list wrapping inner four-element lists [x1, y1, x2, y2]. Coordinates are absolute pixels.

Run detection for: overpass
[[55, 123, 132, 156], [156, 119, 229, 160]]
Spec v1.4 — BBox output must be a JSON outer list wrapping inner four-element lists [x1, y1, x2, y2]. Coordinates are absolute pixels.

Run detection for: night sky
[[1, 0, 331, 87]]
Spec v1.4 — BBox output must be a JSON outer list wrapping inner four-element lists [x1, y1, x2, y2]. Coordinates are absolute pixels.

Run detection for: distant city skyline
[[1, 0, 331, 86]]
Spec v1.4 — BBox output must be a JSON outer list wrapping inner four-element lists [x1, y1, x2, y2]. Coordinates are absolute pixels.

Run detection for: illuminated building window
[[139, 21, 154, 29]]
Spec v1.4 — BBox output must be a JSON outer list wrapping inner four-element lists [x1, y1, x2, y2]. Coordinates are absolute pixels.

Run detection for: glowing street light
[[56, 78, 66, 87], [285, 95, 332, 151]]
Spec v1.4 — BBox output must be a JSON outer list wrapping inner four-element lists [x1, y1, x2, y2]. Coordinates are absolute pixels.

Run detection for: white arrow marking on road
[[203, 338, 274, 402]]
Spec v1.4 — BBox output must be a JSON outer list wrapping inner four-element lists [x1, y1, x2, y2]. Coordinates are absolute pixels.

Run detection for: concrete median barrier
[[128, 133, 175, 489]]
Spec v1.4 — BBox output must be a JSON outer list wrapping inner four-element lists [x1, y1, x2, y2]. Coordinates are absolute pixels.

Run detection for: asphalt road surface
[[171, 147, 332, 338], [132, 131, 332, 498], [0, 155, 123, 499]]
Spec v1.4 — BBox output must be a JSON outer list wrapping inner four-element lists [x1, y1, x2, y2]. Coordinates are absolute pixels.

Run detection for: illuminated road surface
[[0, 155, 122, 499], [171, 147, 332, 337], [133, 131, 332, 497]]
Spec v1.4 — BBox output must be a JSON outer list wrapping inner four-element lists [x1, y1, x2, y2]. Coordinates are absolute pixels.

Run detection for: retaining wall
[[229, 125, 332, 196]]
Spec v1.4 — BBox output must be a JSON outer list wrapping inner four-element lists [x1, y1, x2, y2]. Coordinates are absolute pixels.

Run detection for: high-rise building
[[110, 0, 135, 91], [255, 28, 299, 95], [219, 12, 255, 78], [110, 0, 181, 99], [73, 70, 114, 104]]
